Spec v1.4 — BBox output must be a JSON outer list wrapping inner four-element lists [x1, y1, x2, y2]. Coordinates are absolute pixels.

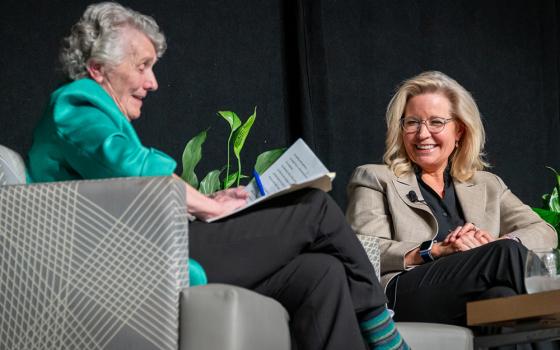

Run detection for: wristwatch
[[419, 240, 435, 263]]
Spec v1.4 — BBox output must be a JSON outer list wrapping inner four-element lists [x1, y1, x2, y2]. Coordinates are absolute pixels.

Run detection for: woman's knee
[[292, 253, 347, 286], [490, 238, 528, 259], [298, 188, 330, 206]]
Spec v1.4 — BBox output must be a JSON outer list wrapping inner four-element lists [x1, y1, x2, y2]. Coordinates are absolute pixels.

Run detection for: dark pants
[[189, 189, 386, 350], [386, 239, 559, 350], [386, 239, 527, 325]]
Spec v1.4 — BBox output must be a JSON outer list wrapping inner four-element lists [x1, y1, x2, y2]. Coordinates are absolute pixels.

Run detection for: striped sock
[[360, 308, 409, 350]]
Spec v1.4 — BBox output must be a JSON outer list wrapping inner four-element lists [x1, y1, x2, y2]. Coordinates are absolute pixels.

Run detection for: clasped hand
[[438, 223, 494, 256]]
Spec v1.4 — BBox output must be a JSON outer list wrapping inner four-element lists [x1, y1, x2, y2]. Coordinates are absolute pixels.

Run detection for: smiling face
[[87, 27, 158, 121], [402, 92, 463, 174]]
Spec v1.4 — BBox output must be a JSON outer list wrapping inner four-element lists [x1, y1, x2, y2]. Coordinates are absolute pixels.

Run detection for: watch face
[[419, 240, 433, 251]]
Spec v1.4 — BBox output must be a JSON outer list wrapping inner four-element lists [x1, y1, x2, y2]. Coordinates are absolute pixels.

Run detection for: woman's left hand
[[443, 223, 495, 252]]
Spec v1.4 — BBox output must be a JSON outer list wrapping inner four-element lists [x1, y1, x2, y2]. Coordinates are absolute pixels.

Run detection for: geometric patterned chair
[[0, 176, 190, 350], [357, 234, 474, 350], [0, 145, 290, 350]]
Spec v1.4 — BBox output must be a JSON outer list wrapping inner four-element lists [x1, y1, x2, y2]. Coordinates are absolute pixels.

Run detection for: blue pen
[[253, 169, 266, 196]]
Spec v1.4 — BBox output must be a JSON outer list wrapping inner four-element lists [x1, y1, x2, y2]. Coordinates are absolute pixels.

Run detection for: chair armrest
[[0, 176, 188, 350], [356, 234, 381, 280], [180, 284, 291, 350], [356, 235, 474, 349]]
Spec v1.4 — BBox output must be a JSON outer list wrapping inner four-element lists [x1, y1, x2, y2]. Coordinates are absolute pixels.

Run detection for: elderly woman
[[347, 71, 558, 327], [27, 2, 409, 350]]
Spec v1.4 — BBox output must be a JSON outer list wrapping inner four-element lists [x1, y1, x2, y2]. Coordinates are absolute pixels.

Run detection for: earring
[[455, 140, 459, 148]]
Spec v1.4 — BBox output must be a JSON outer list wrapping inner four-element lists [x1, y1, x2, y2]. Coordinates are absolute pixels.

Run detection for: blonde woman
[[347, 71, 557, 326]]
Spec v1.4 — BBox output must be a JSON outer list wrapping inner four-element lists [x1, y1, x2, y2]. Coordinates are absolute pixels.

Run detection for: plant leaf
[[545, 166, 560, 213], [223, 172, 239, 189], [254, 147, 286, 174], [233, 107, 257, 159], [217, 111, 242, 132], [533, 207, 560, 230], [218, 111, 242, 185], [181, 129, 208, 188], [548, 187, 560, 213], [199, 169, 222, 195]]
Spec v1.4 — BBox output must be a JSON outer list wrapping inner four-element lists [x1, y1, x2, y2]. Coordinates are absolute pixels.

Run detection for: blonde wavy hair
[[60, 2, 166, 80], [383, 71, 489, 181]]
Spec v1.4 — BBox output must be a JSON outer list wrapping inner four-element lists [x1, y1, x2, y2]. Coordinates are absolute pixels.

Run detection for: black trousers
[[386, 239, 527, 325], [386, 239, 559, 350], [189, 189, 386, 350]]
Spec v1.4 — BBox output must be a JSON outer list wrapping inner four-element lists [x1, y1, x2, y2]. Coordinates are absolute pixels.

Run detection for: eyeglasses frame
[[400, 116, 455, 134]]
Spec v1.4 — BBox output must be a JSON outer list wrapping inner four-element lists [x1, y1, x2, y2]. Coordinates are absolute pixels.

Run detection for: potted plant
[[181, 107, 285, 194], [533, 166, 560, 243]]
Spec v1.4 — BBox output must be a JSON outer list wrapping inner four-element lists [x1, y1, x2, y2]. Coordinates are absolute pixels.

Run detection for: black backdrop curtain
[[2, 0, 559, 209]]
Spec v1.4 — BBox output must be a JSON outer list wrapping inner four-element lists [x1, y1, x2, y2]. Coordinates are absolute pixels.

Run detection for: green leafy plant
[[533, 166, 560, 237], [181, 107, 285, 194]]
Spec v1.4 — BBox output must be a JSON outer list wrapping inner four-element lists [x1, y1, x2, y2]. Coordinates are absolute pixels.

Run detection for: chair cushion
[[180, 284, 291, 350], [0, 144, 26, 185], [396, 322, 473, 350]]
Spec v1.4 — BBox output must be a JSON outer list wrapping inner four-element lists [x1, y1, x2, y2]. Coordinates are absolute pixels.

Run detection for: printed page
[[206, 138, 335, 222]]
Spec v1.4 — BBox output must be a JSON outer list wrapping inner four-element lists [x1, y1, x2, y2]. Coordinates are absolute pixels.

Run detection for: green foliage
[[254, 148, 286, 174], [217, 111, 242, 187], [542, 166, 560, 213], [232, 108, 256, 186], [180, 129, 208, 189], [533, 166, 560, 238], [199, 169, 222, 195], [533, 208, 560, 229], [181, 107, 284, 194]]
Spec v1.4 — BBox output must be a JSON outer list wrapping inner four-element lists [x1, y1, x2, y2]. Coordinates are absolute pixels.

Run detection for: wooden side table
[[467, 289, 560, 349]]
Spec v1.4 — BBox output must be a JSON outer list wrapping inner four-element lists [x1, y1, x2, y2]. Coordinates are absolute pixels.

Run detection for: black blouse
[[415, 166, 466, 242]]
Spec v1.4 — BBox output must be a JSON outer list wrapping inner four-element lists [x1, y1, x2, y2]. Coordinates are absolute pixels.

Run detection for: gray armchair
[[0, 145, 289, 350], [0, 144, 471, 350], [358, 234, 474, 350]]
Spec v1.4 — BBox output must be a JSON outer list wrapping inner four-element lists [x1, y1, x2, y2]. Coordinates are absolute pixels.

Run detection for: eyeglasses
[[400, 117, 455, 134]]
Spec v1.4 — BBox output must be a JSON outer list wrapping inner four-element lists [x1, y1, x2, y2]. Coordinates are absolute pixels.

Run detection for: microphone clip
[[407, 190, 419, 203]]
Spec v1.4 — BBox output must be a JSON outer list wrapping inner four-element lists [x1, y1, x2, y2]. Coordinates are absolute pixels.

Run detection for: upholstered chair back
[[0, 144, 27, 185], [0, 145, 189, 349]]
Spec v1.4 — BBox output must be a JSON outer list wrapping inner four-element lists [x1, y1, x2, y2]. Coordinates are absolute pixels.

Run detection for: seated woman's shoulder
[[349, 164, 392, 189], [469, 170, 508, 189]]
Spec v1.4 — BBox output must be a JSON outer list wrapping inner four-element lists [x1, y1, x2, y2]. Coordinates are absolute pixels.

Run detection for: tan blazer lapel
[[454, 179, 487, 226], [392, 172, 432, 214]]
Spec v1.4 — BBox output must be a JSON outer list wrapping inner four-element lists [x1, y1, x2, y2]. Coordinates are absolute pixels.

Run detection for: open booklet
[[205, 138, 335, 222]]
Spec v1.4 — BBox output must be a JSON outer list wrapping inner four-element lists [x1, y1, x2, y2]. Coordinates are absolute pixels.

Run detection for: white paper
[[206, 138, 335, 222]]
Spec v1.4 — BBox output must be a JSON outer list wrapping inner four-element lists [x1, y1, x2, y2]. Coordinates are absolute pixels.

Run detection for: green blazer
[[28, 79, 176, 182], [346, 164, 558, 289]]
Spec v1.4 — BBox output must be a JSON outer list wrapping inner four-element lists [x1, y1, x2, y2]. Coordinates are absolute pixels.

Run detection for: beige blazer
[[346, 164, 558, 289]]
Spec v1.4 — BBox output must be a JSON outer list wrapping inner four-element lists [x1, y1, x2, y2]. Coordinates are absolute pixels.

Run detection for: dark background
[[2, 0, 559, 210]]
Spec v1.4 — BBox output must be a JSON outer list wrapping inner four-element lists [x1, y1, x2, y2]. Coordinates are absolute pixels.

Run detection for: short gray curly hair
[[60, 2, 166, 80]]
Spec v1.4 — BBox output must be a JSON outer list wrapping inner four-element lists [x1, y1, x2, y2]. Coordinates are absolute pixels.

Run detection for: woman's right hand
[[435, 223, 495, 257], [207, 187, 248, 217], [177, 176, 248, 221], [405, 223, 494, 265]]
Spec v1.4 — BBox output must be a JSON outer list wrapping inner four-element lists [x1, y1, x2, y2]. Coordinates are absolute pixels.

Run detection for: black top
[[415, 166, 466, 242]]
